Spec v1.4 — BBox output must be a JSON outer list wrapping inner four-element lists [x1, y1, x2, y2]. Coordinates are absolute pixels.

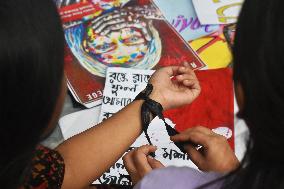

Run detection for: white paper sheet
[[192, 0, 243, 24], [98, 68, 155, 122]]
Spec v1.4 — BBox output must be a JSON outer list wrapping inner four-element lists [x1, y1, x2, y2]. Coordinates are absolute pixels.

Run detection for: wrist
[[134, 84, 167, 110], [148, 90, 167, 111]]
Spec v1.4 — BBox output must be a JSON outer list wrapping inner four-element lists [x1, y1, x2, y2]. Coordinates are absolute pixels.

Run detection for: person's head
[[0, 0, 65, 188], [234, 0, 284, 163], [217, 0, 284, 188]]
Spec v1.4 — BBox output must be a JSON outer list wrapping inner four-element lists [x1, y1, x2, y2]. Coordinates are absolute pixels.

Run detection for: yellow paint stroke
[[217, 3, 242, 23]]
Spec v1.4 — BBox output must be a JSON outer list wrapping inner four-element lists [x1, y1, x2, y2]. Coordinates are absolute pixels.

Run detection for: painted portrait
[[57, 0, 205, 107], [65, 3, 163, 77]]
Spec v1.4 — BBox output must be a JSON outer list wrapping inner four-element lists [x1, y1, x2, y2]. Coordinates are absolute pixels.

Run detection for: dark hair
[[198, 0, 284, 188], [219, 0, 284, 188], [0, 0, 64, 188]]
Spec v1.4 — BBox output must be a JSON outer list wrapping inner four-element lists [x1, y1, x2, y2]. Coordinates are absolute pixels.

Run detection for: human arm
[[56, 65, 200, 189]]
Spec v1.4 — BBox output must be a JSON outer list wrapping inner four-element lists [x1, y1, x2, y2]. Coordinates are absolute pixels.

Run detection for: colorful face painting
[[64, 0, 163, 77], [58, 0, 205, 107], [84, 27, 148, 65]]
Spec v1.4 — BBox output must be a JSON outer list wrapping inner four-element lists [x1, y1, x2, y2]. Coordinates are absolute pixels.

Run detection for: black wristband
[[135, 84, 191, 154], [134, 83, 154, 101], [134, 84, 158, 146]]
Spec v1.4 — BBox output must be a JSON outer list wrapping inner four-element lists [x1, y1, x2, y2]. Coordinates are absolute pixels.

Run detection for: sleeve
[[134, 166, 223, 189], [22, 145, 65, 189]]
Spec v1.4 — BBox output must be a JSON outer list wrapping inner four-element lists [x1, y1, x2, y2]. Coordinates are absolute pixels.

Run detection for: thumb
[[185, 145, 206, 170], [147, 156, 165, 169]]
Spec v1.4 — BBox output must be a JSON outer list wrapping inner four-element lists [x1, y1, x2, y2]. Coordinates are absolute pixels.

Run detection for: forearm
[[57, 100, 144, 189]]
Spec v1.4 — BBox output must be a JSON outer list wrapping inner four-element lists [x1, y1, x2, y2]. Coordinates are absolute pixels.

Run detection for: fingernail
[[184, 80, 189, 84], [147, 155, 154, 159], [183, 62, 189, 66], [177, 75, 183, 79]]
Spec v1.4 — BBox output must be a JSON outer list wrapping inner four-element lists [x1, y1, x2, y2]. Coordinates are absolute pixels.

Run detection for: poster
[[56, 0, 206, 108]]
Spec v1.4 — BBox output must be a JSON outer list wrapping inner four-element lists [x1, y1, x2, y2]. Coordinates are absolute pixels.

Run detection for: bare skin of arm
[[56, 64, 201, 189]]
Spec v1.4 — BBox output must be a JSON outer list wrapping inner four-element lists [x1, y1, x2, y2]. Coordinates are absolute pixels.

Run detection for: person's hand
[[123, 145, 165, 184], [171, 126, 240, 173], [149, 63, 201, 110]]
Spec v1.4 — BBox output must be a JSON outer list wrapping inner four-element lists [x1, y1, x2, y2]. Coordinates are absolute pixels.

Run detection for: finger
[[136, 145, 157, 155], [133, 145, 157, 175], [170, 131, 210, 148], [178, 66, 196, 78], [147, 156, 165, 169], [160, 66, 180, 77], [122, 151, 137, 174], [177, 70, 199, 86], [191, 126, 214, 135], [123, 150, 142, 185], [183, 79, 197, 87], [183, 62, 190, 67], [176, 74, 196, 83], [184, 145, 206, 170], [180, 67, 199, 81], [179, 127, 212, 136], [183, 79, 201, 97], [178, 126, 213, 136]]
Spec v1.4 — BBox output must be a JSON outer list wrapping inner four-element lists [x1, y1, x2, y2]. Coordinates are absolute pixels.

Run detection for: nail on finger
[[183, 62, 190, 67]]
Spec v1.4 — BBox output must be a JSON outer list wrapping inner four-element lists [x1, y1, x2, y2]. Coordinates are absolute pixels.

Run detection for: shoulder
[[22, 145, 65, 189], [135, 166, 223, 189]]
